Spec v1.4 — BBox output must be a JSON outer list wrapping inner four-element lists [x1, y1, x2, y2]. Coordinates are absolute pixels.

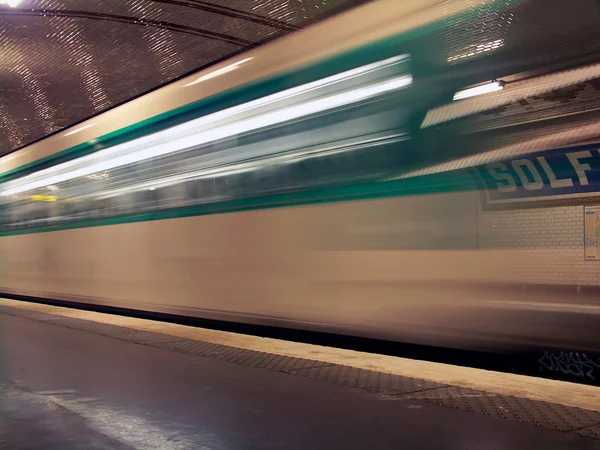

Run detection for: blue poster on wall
[[476, 143, 600, 206]]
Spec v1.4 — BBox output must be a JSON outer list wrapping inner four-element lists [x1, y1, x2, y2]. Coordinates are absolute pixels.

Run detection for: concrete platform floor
[[1, 313, 599, 449]]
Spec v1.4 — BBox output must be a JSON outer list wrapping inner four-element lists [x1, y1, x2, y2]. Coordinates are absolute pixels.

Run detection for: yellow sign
[[30, 195, 57, 202]]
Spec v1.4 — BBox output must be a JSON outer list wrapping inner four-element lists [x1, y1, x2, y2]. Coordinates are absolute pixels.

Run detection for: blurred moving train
[[1, 0, 600, 365]]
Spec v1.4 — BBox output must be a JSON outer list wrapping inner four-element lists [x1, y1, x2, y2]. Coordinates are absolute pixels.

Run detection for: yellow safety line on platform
[[1, 297, 599, 412]]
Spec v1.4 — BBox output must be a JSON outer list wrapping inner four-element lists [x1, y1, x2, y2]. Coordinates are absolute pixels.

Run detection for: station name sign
[[476, 143, 600, 205]]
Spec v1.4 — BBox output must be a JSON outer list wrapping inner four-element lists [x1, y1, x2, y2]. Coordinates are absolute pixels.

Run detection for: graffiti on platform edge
[[538, 351, 600, 380]]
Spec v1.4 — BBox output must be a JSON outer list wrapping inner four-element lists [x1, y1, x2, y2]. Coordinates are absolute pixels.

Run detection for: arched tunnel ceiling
[[2, 0, 600, 160], [0, 0, 367, 157]]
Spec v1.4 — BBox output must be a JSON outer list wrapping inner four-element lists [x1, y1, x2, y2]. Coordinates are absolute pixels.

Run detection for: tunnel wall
[[478, 205, 599, 286]]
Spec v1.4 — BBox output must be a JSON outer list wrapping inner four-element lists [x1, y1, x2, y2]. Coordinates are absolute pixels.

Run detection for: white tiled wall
[[478, 205, 600, 285]]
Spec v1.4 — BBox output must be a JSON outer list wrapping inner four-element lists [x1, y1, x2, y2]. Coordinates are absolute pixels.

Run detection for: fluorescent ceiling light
[[423, 61, 600, 128], [1, 55, 411, 197], [453, 81, 505, 101], [0, 0, 21, 7]]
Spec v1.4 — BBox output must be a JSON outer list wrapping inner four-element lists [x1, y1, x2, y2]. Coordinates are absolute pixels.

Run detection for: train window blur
[[0, 75, 413, 230]]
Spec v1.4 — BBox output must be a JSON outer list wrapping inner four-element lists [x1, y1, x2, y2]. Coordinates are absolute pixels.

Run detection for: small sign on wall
[[584, 206, 600, 260]]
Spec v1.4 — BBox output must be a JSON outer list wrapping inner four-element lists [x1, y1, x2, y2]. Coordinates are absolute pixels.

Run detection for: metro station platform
[[1, 298, 599, 449]]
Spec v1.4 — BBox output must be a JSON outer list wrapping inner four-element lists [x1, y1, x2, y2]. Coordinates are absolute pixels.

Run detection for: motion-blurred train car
[[1, 0, 599, 370]]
